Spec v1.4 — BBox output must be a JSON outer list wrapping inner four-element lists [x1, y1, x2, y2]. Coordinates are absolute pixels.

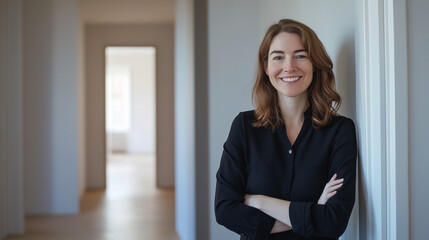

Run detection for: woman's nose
[[282, 58, 297, 72]]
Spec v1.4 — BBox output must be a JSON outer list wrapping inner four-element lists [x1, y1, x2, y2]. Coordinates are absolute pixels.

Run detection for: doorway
[[85, 25, 175, 190], [105, 46, 156, 158], [83, 24, 177, 235], [105, 46, 157, 194]]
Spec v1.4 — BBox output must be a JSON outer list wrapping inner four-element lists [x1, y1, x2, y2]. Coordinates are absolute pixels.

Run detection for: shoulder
[[330, 115, 355, 130], [231, 110, 256, 127], [316, 115, 356, 138], [224, 110, 256, 145], [327, 115, 357, 144], [227, 110, 258, 138], [241, 110, 256, 122]]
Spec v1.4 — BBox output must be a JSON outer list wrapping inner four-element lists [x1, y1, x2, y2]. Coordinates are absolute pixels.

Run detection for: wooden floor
[[7, 154, 180, 240]]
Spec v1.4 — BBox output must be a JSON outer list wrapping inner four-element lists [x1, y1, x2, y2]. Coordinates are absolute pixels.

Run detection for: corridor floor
[[7, 154, 180, 240]]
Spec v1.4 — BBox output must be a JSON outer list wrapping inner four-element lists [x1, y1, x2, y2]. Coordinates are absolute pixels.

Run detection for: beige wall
[[80, 0, 175, 24], [0, 0, 24, 237], [85, 24, 175, 189], [77, 0, 86, 203]]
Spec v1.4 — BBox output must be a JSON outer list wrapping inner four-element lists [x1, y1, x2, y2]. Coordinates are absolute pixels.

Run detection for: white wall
[[106, 47, 156, 154], [208, 1, 356, 239], [22, 0, 81, 214], [408, 0, 429, 239], [175, 0, 196, 239], [175, 0, 210, 239], [208, 2, 258, 239], [0, 0, 24, 237]]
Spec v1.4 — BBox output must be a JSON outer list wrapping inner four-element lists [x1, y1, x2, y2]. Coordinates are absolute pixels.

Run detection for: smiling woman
[[252, 19, 342, 132], [265, 32, 314, 101], [214, 19, 357, 240]]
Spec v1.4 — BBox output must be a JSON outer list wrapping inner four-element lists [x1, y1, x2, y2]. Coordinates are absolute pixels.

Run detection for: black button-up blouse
[[215, 108, 357, 240]]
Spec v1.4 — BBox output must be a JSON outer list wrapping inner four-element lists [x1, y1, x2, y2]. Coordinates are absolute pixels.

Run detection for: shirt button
[[289, 149, 292, 154]]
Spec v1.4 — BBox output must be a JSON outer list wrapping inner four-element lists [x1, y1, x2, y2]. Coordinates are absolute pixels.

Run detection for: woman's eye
[[296, 55, 307, 59], [273, 56, 282, 60]]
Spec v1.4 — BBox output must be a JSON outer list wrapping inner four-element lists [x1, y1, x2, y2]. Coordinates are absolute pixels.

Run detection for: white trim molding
[[355, 0, 409, 239], [384, 0, 409, 239]]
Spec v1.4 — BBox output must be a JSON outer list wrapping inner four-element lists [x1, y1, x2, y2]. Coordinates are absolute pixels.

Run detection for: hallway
[[7, 154, 179, 240]]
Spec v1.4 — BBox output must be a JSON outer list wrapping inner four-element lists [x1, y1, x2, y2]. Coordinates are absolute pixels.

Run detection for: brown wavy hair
[[252, 19, 341, 130]]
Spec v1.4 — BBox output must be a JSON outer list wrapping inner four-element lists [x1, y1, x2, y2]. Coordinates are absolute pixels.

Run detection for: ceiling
[[79, 0, 175, 24]]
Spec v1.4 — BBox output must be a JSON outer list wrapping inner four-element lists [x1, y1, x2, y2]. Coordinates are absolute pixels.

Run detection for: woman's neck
[[278, 92, 309, 126]]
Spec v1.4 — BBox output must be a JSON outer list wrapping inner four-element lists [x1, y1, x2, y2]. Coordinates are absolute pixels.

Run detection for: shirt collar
[[304, 105, 312, 119]]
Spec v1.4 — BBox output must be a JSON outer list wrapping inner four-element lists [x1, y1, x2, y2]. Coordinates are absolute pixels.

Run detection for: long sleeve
[[215, 113, 276, 239], [289, 118, 357, 238]]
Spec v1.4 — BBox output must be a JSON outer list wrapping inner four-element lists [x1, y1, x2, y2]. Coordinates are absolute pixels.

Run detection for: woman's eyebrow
[[269, 49, 307, 56], [269, 50, 284, 56], [294, 49, 307, 53]]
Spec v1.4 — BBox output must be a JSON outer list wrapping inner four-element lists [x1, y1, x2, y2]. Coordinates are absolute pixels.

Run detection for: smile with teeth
[[280, 76, 301, 82]]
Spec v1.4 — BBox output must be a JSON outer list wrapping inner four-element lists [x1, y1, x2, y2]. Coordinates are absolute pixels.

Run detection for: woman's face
[[265, 32, 313, 99]]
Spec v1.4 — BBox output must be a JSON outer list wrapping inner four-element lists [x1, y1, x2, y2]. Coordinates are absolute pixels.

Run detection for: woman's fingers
[[326, 191, 337, 199], [325, 174, 344, 196], [318, 174, 345, 205], [326, 181, 343, 192], [328, 179, 344, 187], [326, 177, 344, 187], [327, 182, 343, 192]]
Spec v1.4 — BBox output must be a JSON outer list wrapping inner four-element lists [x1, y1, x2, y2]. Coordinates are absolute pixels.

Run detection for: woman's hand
[[271, 220, 292, 233], [318, 173, 344, 205], [244, 194, 261, 208], [244, 194, 292, 233], [242, 174, 344, 236]]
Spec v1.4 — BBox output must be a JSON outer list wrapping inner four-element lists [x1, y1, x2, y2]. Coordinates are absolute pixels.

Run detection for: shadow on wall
[[335, 36, 356, 121], [335, 35, 361, 240]]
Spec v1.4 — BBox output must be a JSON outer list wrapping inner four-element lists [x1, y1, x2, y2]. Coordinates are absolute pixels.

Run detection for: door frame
[[355, 0, 409, 239], [85, 24, 175, 189]]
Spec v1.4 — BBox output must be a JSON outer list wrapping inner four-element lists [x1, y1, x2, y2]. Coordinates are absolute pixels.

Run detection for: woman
[[215, 19, 357, 240]]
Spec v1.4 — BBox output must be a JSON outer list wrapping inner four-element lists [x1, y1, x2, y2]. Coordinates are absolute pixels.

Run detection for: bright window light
[[106, 66, 131, 133]]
